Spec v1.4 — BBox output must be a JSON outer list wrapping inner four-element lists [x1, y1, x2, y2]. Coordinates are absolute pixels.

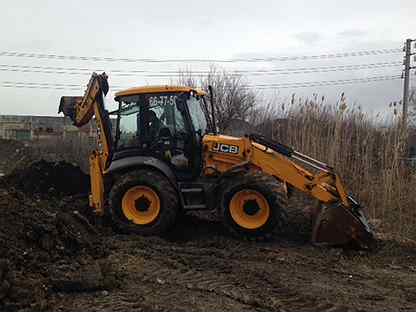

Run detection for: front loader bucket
[[311, 203, 374, 249]]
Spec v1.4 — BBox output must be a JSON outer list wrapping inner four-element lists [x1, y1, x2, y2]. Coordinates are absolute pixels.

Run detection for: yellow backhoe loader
[[59, 73, 374, 248]]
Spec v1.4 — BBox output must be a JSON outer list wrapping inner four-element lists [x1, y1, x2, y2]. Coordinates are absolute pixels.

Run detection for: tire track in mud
[[47, 212, 416, 312], [105, 235, 343, 312]]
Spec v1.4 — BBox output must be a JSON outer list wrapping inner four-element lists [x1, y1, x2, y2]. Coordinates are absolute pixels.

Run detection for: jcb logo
[[212, 143, 239, 154]]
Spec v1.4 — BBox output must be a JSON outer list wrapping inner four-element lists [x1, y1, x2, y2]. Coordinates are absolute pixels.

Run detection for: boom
[[59, 72, 112, 214]]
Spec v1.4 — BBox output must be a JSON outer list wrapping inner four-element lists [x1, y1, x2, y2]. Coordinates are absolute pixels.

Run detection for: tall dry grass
[[253, 94, 416, 238]]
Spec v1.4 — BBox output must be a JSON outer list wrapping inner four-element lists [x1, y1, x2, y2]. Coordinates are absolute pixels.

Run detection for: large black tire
[[220, 171, 288, 240], [109, 169, 179, 236]]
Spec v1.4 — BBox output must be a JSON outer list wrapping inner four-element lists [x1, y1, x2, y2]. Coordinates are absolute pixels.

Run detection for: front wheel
[[109, 169, 179, 235], [220, 172, 288, 240]]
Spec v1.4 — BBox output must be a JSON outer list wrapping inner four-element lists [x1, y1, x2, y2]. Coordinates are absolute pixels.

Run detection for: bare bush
[[176, 66, 257, 131]]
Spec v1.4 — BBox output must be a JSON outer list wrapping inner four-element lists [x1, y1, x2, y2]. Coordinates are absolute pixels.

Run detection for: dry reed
[[253, 94, 416, 238]]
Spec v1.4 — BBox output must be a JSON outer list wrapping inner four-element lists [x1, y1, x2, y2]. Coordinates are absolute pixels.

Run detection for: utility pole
[[402, 38, 415, 127]]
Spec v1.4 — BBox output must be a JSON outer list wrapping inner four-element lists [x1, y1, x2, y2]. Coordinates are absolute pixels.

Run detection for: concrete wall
[[0, 115, 114, 141]]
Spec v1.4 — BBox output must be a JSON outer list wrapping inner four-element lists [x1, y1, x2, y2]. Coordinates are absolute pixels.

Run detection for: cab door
[[181, 91, 209, 177]]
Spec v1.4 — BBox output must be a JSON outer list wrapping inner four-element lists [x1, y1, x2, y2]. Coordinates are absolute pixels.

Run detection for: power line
[[0, 48, 402, 63], [0, 61, 402, 72], [190, 62, 402, 74], [1, 85, 81, 90], [2, 75, 402, 92], [0, 61, 402, 77], [253, 75, 401, 87], [253, 75, 402, 89], [2, 81, 123, 90]]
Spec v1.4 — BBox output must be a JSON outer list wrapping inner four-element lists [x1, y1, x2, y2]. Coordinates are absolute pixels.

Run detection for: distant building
[[0, 115, 115, 142]]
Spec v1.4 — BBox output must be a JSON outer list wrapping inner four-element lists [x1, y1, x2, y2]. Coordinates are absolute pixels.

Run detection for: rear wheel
[[109, 169, 178, 235], [220, 172, 287, 240]]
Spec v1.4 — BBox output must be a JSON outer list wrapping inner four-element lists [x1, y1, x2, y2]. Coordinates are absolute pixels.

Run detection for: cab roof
[[114, 85, 206, 100]]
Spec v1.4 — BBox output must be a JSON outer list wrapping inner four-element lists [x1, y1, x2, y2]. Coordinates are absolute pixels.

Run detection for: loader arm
[[249, 134, 373, 247], [249, 135, 349, 206], [203, 134, 373, 247], [58, 72, 111, 215]]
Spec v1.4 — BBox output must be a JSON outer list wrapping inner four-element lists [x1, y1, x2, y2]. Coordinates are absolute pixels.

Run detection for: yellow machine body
[[202, 134, 348, 206]]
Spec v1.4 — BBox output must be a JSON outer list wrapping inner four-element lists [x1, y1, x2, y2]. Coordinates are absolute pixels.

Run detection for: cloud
[[337, 29, 367, 38], [293, 32, 323, 45]]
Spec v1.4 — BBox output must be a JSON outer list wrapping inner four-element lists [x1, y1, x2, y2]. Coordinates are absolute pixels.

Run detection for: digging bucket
[[58, 96, 83, 124]]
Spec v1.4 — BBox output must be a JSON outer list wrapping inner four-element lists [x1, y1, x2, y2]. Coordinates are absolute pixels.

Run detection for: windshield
[[187, 93, 208, 135], [117, 93, 186, 149]]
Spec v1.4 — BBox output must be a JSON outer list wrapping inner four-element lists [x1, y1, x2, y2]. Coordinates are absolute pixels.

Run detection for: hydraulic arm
[[59, 72, 111, 215]]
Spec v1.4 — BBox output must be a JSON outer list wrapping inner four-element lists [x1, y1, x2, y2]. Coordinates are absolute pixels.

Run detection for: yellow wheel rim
[[122, 186, 160, 225], [229, 189, 270, 229]]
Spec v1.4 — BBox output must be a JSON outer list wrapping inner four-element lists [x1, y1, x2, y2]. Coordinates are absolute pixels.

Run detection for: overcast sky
[[0, 0, 415, 116]]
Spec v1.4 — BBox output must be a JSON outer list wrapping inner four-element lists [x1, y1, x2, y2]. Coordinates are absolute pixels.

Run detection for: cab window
[[187, 93, 207, 135], [117, 93, 186, 150]]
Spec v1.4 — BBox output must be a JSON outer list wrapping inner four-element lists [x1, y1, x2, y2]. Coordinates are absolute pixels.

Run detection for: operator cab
[[114, 86, 212, 179]]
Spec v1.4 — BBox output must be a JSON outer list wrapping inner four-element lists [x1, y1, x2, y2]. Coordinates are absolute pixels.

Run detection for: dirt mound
[[0, 186, 112, 311], [0, 139, 24, 160], [5, 160, 90, 196], [0, 139, 30, 175]]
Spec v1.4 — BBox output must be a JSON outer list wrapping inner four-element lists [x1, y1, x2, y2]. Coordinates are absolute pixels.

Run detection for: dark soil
[[1, 155, 416, 311], [4, 160, 90, 196], [46, 211, 416, 312], [0, 158, 112, 311], [0, 185, 114, 311], [0, 139, 29, 175]]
